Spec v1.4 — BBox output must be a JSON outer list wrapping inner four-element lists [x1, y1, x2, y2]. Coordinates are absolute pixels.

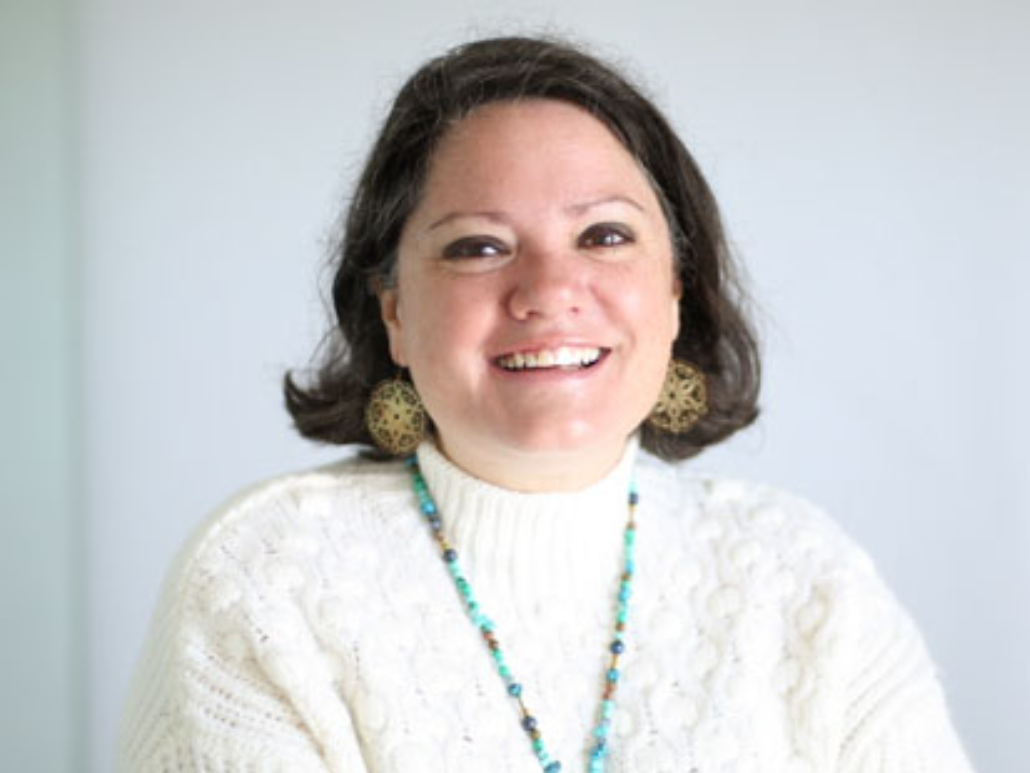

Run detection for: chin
[[492, 421, 631, 459]]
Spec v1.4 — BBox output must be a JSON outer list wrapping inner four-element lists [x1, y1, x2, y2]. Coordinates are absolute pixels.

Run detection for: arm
[[835, 567, 976, 773], [117, 510, 370, 772]]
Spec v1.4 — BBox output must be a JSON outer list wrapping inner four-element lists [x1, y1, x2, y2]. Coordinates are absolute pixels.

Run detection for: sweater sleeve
[[116, 488, 371, 773], [835, 561, 976, 773]]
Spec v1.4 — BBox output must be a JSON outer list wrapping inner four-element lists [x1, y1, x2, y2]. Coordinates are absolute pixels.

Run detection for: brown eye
[[442, 237, 509, 259], [580, 223, 633, 248]]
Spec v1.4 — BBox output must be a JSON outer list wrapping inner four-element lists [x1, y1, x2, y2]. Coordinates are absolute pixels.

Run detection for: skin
[[379, 99, 681, 492]]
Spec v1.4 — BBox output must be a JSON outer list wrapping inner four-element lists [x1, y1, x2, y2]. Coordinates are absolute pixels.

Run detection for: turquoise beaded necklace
[[407, 456, 639, 773]]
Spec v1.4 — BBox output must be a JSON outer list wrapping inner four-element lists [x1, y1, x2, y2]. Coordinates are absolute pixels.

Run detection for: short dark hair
[[284, 35, 760, 460]]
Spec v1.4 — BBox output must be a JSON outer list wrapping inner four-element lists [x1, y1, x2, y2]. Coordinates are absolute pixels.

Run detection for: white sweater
[[118, 438, 975, 772]]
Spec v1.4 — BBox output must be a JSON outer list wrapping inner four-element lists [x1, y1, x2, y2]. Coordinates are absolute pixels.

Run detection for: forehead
[[416, 98, 658, 210]]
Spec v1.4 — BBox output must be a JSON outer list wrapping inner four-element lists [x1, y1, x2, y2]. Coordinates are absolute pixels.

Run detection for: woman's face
[[379, 99, 681, 490]]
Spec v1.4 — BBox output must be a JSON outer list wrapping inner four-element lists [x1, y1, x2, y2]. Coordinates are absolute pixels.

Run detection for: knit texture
[[118, 439, 975, 772]]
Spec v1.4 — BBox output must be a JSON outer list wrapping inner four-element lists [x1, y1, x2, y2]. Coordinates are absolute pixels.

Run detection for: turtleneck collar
[[413, 436, 640, 623]]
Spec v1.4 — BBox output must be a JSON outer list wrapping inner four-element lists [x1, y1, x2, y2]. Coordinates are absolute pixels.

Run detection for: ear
[[377, 284, 408, 367], [669, 272, 683, 340]]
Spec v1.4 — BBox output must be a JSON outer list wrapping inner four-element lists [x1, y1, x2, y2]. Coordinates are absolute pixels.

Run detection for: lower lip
[[491, 350, 611, 381]]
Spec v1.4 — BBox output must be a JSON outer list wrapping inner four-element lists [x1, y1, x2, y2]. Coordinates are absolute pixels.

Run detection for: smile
[[495, 346, 607, 371]]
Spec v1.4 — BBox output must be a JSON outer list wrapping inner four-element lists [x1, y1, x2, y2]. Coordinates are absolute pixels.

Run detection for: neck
[[434, 434, 632, 493]]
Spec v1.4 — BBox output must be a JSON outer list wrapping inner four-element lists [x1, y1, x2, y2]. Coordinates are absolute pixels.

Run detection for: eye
[[442, 237, 510, 260], [579, 223, 634, 249]]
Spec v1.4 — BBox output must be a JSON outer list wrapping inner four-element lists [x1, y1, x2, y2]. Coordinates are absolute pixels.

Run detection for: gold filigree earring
[[647, 359, 709, 434], [365, 375, 427, 456]]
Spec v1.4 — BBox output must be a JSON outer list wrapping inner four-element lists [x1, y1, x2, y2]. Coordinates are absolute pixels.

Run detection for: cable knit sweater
[[118, 438, 974, 772]]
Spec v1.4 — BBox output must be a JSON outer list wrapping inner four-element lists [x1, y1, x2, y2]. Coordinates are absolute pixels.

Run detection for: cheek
[[625, 271, 681, 342], [401, 284, 491, 368]]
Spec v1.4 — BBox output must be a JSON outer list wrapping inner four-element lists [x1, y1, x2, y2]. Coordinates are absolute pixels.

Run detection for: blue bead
[[522, 715, 537, 732], [443, 548, 458, 562], [629, 491, 639, 505], [508, 682, 522, 697], [610, 640, 625, 654], [607, 668, 619, 682], [545, 762, 562, 773]]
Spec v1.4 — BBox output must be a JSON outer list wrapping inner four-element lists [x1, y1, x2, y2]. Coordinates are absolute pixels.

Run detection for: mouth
[[495, 346, 609, 372]]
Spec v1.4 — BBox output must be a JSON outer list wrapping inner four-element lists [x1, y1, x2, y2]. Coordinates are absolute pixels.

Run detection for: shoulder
[[120, 453, 402, 767], [160, 451, 413, 616], [635, 451, 881, 591]]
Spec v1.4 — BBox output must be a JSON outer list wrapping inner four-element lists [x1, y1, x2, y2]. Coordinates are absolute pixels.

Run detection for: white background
[[3, 1, 1027, 771]]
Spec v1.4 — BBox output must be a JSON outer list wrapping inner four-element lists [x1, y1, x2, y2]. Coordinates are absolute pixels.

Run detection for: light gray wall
[[1, 0, 81, 770], [17, 0, 1024, 770]]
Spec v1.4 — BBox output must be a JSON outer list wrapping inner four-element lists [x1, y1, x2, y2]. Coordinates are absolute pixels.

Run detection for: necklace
[[406, 456, 639, 773]]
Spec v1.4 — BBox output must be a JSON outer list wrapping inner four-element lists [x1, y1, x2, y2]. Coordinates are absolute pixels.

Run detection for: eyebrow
[[426, 195, 645, 232]]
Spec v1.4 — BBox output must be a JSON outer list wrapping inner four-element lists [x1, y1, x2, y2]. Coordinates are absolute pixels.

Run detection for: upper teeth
[[498, 347, 602, 370]]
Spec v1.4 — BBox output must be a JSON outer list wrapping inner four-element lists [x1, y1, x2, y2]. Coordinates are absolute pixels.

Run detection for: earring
[[365, 375, 427, 456], [647, 359, 708, 434]]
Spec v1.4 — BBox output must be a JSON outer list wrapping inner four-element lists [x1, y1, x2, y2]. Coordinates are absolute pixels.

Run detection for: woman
[[118, 37, 974, 772]]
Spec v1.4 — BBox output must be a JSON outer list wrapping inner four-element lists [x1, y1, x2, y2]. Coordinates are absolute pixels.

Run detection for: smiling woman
[[117, 36, 975, 773]]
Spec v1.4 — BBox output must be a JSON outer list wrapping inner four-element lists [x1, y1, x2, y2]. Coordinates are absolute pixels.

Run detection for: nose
[[505, 245, 586, 321]]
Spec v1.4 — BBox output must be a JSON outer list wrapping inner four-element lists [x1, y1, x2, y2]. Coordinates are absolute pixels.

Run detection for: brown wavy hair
[[284, 35, 760, 460]]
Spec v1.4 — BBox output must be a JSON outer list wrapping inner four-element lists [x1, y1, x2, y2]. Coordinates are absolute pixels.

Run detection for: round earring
[[365, 376, 427, 456], [647, 359, 709, 434]]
